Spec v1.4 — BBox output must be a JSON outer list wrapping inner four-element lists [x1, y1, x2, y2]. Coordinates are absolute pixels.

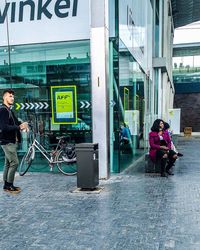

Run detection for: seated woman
[[149, 119, 177, 177]]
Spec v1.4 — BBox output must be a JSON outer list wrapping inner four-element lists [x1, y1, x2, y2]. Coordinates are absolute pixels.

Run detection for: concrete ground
[[0, 136, 200, 250]]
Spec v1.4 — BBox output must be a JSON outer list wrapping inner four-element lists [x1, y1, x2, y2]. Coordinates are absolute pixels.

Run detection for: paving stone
[[1, 136, 200, 249]]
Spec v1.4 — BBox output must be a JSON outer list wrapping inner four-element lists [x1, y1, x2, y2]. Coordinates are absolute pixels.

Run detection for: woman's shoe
[[161, 173, 168, 177], [177, 152, 183, 157], [166, 170, 174, 175]]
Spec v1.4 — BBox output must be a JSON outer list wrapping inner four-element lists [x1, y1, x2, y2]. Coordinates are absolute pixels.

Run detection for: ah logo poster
[[51, 86, 77, 124]]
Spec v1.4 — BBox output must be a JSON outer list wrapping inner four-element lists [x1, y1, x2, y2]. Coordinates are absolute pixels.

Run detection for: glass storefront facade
[[109, 38, 147, 173], [117, 42, 146, 171], [0, 41, 92, 170], [0, 0, 174, 175], [109, 0, 152, 172]]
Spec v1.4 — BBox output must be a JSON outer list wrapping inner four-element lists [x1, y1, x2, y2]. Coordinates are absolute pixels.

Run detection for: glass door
[[110, 39, 120, 173]]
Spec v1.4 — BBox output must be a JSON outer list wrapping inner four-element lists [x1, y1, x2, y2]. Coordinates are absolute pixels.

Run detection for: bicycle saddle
[[56, 136, 70, 141]]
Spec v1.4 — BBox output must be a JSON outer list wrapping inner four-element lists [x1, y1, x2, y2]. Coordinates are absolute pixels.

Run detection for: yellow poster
[[56, 91, 73, 119], [51, 86, 77, 124]]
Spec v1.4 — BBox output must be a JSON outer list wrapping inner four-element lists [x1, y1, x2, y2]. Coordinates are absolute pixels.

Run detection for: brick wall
[[174, 93, 200, 132]]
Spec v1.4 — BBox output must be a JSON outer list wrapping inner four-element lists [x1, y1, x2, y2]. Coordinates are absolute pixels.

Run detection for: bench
[[145, 154, 161, 173]]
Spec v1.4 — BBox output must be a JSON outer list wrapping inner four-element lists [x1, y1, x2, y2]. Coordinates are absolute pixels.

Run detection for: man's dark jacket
[[0, 104, 21, 145]]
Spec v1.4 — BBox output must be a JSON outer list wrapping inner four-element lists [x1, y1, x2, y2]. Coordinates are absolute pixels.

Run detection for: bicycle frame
[[31, 138, 63, 165], [19, 128, 77, 176], [32, 139, 52, 162]]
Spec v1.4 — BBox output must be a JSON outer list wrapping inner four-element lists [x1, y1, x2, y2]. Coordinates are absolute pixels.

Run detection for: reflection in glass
[[0, 41, 92, 159]]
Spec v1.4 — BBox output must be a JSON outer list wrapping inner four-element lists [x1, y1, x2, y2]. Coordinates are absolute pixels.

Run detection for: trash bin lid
[[75, 143, 98, 150]]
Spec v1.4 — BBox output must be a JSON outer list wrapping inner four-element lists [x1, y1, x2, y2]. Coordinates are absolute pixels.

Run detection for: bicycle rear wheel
[[19, 146, 34, 176], [56, 149, 77, 176]]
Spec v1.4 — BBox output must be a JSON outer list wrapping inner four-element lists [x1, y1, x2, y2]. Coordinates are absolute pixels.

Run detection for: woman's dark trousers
[[156, 150, 168, 175], [166, 150, 177, 172]]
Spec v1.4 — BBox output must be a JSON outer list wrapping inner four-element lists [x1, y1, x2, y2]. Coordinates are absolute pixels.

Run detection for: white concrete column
[[157, 0, 163, 118], [90, 0, 110, 179]]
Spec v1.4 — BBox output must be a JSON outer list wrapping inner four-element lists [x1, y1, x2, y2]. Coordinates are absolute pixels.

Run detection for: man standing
[[0, 89, 28, 193]]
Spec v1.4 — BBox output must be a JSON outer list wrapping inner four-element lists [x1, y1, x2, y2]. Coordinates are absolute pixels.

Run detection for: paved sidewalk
[[0, 136, 200, 250]]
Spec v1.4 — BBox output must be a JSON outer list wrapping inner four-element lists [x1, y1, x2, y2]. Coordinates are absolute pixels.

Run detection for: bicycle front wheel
[[56, 149, 77, 176], [19, 146, 34, 176]]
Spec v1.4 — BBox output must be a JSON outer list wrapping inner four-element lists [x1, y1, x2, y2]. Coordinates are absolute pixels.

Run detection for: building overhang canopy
[[172, 0, 200, 28], [173, 43, 200, 57]]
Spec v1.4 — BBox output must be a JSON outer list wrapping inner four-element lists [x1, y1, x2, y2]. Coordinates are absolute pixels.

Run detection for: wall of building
[[152, 0, 174, 120], [0, 0, 90, 46], [118, 0, 153, 75], [173, 53, 200, 132], [0, 0, 176, 175], [174, 93, 200, 132]]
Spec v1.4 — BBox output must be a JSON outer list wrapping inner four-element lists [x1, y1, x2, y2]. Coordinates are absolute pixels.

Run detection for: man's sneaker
[[3, 185, 21, 193], [11, 185, 21, 191]]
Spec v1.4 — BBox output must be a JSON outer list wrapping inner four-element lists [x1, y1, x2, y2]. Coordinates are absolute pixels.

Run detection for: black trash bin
[[75, 143, 99, 190]]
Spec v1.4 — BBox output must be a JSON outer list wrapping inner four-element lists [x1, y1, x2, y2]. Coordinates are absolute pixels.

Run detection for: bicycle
[[19, 131, 77, 176]]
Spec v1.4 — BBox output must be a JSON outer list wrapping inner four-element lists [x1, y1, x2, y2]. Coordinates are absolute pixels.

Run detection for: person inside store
[[120, 122, 132, 153], [120, 122, 131, 144], [149, 119, 178, 177], [0, 89, 29, 193]]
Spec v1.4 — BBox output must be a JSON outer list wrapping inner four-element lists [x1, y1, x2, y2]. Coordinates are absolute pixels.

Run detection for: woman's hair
[[151, 119, 164, 132], [164, 122, 170, 130]]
